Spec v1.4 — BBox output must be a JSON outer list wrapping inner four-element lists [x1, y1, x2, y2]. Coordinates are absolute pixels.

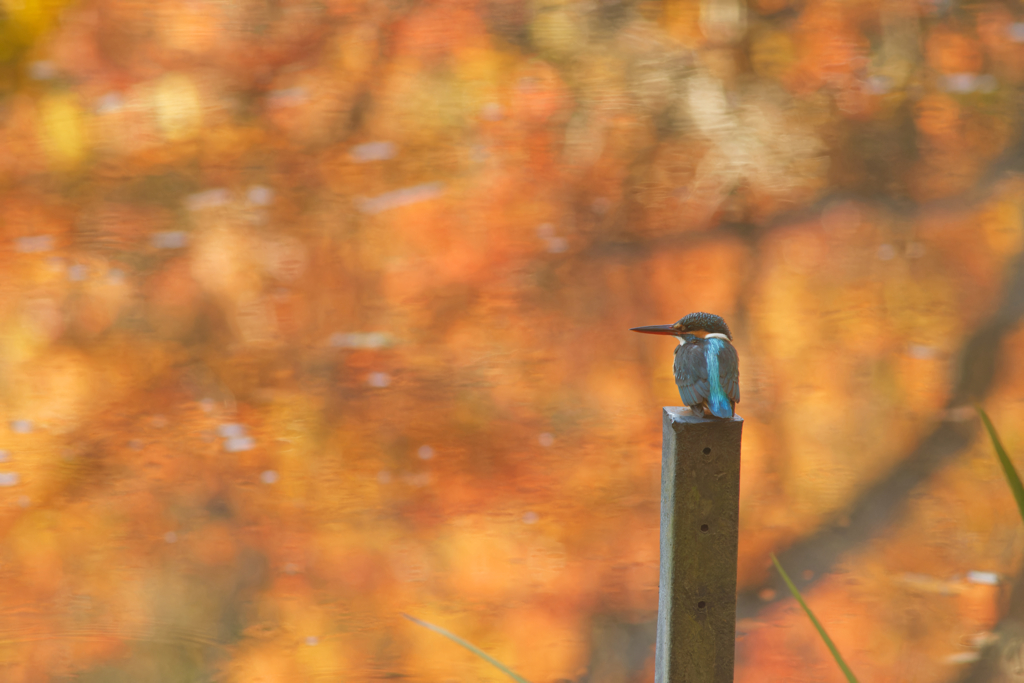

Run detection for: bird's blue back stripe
[[704, 338, 731, 417]]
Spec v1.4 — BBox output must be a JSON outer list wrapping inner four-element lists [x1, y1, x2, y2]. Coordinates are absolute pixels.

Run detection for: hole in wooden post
[[702, 447, 711, 454], [700, 523, 709, 532], [697, 601, 707, 610]]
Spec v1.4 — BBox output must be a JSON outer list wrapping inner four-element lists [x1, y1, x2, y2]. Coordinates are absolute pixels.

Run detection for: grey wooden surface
[[655, 407, 743, 683]]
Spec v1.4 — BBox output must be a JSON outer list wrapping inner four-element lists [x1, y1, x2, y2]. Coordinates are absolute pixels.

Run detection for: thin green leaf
[[977, 406, 1024, 525], [401, 613, 532, 683], [771, 554, 859, 683]]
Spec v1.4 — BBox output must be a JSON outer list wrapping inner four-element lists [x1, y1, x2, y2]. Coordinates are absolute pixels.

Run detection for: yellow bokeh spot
[[2, 0, 66, 41], [153, 73, 203, 142], [530, 3, 587, 60], [38, 91, 88, 169]]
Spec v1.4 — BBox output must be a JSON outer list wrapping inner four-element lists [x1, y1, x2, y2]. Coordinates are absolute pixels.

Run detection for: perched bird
[[630, 312, 740, 418]]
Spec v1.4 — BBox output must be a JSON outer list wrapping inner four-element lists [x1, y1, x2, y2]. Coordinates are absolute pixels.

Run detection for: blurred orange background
[[1, 0, 1023, 680]]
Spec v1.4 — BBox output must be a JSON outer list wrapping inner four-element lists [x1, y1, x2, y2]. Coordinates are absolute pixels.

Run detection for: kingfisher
[[630, 312, 739, 418]]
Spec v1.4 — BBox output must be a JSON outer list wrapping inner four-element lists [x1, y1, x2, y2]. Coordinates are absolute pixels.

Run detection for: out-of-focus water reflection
[[1, 0, 1024, 680]]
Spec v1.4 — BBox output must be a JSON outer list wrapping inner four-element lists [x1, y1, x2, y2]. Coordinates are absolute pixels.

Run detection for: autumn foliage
[[0, 0, 1022, 680]]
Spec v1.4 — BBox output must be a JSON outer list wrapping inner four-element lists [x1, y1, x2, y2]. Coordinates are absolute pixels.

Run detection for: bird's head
[[630, 312, 732, 341]]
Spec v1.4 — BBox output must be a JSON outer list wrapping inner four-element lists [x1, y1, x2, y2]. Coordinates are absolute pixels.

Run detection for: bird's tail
[[707, 392, 733, 419]]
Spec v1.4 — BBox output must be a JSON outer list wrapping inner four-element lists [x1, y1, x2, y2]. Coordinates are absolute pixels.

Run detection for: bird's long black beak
[[630, 324, 678, 336]]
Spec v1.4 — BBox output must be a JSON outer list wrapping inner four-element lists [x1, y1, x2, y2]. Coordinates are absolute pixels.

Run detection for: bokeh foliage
[[0, 0, 1023, 681]]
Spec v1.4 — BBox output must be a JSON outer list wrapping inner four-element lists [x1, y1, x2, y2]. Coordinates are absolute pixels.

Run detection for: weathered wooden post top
[[656, 409, 743, 683]]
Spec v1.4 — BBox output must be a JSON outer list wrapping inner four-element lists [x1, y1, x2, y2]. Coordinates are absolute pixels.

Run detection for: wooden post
[[655, 407, 743, 683]]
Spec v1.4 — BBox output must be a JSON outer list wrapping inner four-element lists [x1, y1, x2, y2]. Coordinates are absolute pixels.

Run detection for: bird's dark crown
[[673, 312, 732, 340]]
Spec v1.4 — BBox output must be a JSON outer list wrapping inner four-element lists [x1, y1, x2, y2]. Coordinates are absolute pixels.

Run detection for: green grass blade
[[771, 554, 859, 683], [977, 406, 1024, 525], [401, 613, 532, 683]]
